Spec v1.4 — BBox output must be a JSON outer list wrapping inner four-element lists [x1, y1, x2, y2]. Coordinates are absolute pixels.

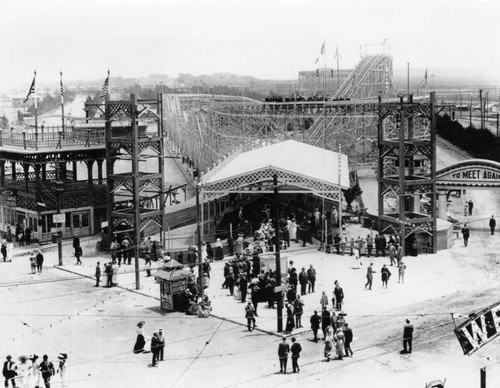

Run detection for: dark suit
[[291, 342, 302, 373], [403, 323, 414, 353], [278, 342, 290, 373], [2, 360, 16, 387], [151, 335, 160, 366], [310, 313, 321, 341]]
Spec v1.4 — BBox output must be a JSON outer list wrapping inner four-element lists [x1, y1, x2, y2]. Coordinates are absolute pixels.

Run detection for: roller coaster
[[163, 52, 398, 174]]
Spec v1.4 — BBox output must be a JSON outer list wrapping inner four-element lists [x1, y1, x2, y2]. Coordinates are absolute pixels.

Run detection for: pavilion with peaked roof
[[200, 140, 349, 204]]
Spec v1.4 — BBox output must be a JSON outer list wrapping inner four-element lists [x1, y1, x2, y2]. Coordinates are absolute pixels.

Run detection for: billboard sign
[[454, 301, 500, 355]]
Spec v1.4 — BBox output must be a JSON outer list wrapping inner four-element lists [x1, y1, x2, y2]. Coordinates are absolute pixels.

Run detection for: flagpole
[[60, 71, 65, 133], [107, 69, 111, 100], [407, 62, 410, 100], [34, 70, 38, 133]]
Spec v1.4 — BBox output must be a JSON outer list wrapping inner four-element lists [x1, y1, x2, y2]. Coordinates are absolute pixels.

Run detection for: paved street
[[3, 218, 500, 387]]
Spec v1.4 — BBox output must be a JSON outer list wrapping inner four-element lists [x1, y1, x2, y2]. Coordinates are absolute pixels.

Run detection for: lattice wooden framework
[[377, 93, 437, 254], [104, 94, 165, 246], [201, 166, 342, 202]]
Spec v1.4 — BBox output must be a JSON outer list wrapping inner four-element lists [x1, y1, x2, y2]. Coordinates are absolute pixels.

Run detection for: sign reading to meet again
[[448, 168, 500, 181]]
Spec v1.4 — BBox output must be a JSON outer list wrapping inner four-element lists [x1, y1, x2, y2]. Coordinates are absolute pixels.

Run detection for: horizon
[[3, 0, 500, 91]]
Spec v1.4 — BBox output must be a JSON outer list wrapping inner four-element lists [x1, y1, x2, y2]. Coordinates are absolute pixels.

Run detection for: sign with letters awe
[[454, 301, 500, 355]]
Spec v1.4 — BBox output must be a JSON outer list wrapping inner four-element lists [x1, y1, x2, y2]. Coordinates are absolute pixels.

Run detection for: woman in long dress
[[133, 321, 146, 353], [335, 329, 345, 360], [17, 355, 31, 388], [214, 238, 224, 260], [324, 326, 334, 361], [289, 219, 297, 242]]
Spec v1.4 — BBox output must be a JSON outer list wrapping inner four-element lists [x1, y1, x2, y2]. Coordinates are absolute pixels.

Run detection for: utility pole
[[407, 63, 410, 100], [195, 181, 204, 301], [479, 89, 483, 129], [480, 367, 486, 388], [334, 46, 341, 92], [273, 173, 283, 333]]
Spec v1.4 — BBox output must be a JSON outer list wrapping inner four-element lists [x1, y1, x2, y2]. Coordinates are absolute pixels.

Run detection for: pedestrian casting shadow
[[147, 363, 158, 368]]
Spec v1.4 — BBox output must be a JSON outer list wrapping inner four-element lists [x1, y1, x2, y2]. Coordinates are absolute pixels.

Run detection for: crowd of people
[[3, 353, 67, 388]]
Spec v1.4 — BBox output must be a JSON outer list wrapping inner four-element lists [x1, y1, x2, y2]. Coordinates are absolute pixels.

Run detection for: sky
[[2, 0, 500, 90]]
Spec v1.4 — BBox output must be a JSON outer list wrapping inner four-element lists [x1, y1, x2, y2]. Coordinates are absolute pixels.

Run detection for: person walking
[[307, 265, 316, 293], [343, 323, 354, 356], [462, 223, 470, 247], [2, 355, 17, 388], [134, 321, 146, 354], [320, 291, 329, 309], [388, 243, 396, 266], [151, 332, 160, 366], [39, 354, 55, 388], [401, 319, 414, 354], [334, 280, 344, 311], [468, 199, 474, 216], [245, 301, 256, 331], [36, 249, 44, 274], [57, 353, 68, 388], [321, 306, 331, 340], [30, 355, 41, 388], [95, 262, 101, 287], [381, 264, 391, 288], [290, 337, 302, 373], [365, 263, 375, 290], [334, 329, 345, 360], [310, 310, 321, 342], [30, 250, 37, 274], [158, 329, 166, 361], [74, 246, 83, 265], [278, 337, 290, 374], [489, 215, 496, 235], [324, 326, 334, 361], [398, 261, 407, 283]]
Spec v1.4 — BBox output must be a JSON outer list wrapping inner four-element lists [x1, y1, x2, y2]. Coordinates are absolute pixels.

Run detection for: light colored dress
[[289, 220, 297, 241]]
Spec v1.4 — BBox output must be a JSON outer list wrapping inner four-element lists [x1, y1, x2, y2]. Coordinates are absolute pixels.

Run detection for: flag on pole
[[100, 70, 110, 99], [320, 41, 325, 56], [421, 68, 428, 88], [60, 71, 65, 100], [24, 71, 36, 103]]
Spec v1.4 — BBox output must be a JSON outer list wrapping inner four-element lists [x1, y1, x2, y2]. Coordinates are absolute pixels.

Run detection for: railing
[[0, 127, 105, 150]]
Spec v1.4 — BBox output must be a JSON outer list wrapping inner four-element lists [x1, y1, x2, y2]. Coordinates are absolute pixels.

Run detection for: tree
[[343, 184, 363, 213]]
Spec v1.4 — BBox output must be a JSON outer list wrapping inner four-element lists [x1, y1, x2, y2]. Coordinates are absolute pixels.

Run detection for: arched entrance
[[436, 159, 500, 220]]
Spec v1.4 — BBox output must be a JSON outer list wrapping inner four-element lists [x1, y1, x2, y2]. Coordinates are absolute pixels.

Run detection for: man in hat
[[401, 319, 414, 354], [36, 249, 44, 274], [39, 354, 55, 388], [57, 353, 68, 387], [278, 337, 290, 374], [151, 332, 160, 366], [298, 267, 308, 296], [365, 263, 375, 290], [158, 329, 166, 361], [310, 310, 321, 342], [245, 301, 257, 331], [343, 323, 354, 356], [290, 337, 302, 373], [2, 355, 17, 387], [95, 262, 101, 287]]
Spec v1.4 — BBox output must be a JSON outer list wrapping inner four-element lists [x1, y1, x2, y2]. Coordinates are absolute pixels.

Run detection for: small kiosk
[[154, 259, 195, 312]]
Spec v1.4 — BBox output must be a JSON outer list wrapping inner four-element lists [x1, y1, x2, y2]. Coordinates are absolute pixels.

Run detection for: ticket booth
[[154, 259, 195, 312]]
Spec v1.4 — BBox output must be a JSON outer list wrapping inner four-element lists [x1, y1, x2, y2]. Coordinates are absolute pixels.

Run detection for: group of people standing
[[133, 321, 166, 367], [28, 249, 44, 274]]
